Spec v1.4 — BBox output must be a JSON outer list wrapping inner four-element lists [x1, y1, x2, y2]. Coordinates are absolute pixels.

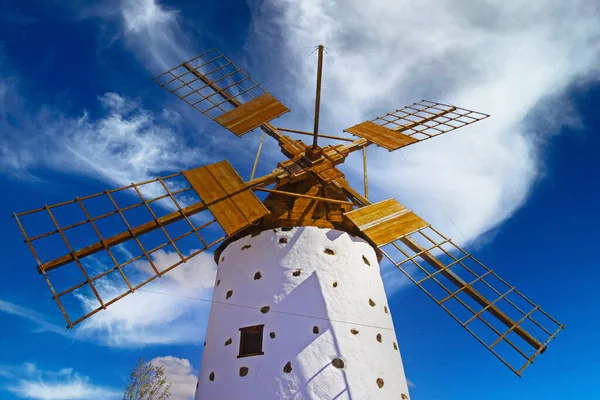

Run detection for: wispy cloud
[[248, 0, 600, 245], [0, 87, 208, 186], [0, 363, 121, 400], [76, 250, 216, 347], [150, 356, 197, 400], [0, 300, 67, 336], [1, 250, 216, 347]]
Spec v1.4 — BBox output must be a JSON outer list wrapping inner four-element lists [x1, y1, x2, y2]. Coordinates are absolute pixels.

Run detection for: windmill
[[13, 45, 563, 399]]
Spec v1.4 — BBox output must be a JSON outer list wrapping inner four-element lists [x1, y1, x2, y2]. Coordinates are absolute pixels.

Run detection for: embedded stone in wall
[[376, 333, 382, 343], [254, 271, 262, 280], [377, 378, 384, 388], [269, 332, 276, 339], [216, 279, 220, 286], [225, 338, 232, 346], [226, 290, 233, 299], [293, 269, 302, 277], [369, 299, 376, 307], [261, 306, 270, 314], [242, 245, 251, 250], [384, 306, 388, 314], [279, 237, 288, 244], [324, 248, 335, 255], [362, 255, 371, 266], [333, 281, 338, 288], [240, 367, 249, 377], [209, 372, 215, 381], [393, 342, 398, 350], [351, 329, 359, 335], [332, 358, 345, 369], [283, 362, 292, 373], [313, 326, 319, 334]]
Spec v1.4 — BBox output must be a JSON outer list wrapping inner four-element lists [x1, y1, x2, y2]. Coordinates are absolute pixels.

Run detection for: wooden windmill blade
[[13, 160, 277, 328], [153, 48, 290, 137], [344, 199, 564, 376], [344, 100, 490, 151]]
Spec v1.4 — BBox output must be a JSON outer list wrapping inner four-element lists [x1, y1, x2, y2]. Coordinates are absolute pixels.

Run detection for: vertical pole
[[363, 146, 368, 199], [251, 131, 266, 180], [312, 44, 325, 150]]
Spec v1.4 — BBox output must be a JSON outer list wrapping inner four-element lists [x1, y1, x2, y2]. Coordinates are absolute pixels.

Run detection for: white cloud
[[75, 250, 217, 347], [0, 300, 67, 337], [120, 0, 192, 71], [0, 89, 209, 186], [0, 250, 217, 348], [248, 0, 600, 248], [150, 356, 197, 400], [1, 363, 120, 400]]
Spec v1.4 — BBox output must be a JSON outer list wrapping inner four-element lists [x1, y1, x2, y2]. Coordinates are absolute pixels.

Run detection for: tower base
[[195, 226, 410, 399]]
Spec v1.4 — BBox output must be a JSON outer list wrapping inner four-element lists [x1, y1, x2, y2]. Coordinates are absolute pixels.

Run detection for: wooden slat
[[344, 198, 427, 246], [215, 93, 289, 136], [345, 121, 418, 151], [183, 161, 268, 236], [206, 162, 269, 223]]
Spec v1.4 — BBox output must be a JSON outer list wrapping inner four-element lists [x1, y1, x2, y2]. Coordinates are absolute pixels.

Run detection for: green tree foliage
[[124, 358, 171, 400]]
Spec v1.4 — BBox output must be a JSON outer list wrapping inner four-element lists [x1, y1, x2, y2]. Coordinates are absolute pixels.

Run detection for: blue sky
[[0, 0, 599, 399]]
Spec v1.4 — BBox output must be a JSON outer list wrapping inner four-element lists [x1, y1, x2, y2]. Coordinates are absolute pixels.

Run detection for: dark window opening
[[238, 324, 264, 358]]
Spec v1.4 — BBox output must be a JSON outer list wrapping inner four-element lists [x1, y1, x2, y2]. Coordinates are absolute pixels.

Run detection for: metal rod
[[251, 132, 266, 180], [254, 187, 354, 206], [312, 44, 324, 150], [274, 127, 354, 142]]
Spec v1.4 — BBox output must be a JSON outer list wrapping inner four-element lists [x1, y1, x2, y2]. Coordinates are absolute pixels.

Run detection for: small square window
[[238, 324, 264, 358]]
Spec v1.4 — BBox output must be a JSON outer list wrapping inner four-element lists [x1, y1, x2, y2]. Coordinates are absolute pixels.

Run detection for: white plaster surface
[[195, 226, 410, 400]]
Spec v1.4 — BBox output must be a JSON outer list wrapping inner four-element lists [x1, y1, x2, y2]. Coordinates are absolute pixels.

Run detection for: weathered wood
[[41, 201, 206, 273], [275, 127, 354, 142], [215, 93, 289, 136], [397, 236, 544, 352], [183, 161, 269, 236], [344, 199, 428, 246], [345, 121, 418, 151], [255, 187, 354, 206]]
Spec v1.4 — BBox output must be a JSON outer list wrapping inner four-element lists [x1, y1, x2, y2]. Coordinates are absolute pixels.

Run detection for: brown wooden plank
[[344, 198, 427, 246], [206, 162, 268, 224], [215, 93, 289, 136], [183, 164, 249, 236], [345, 121, 418, 151], [344, 198, 405, 228]]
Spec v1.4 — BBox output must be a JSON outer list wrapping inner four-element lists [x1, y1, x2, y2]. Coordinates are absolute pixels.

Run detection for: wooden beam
[[363, 146, 368, 199], [41, 201, 207, 273], [182, 63, 285, 143], [274, 127, 354, 142], [254, 187, 354, 206], [40, 169, 283, 273], [312, 44, 325, 150], [397, 236, 544, 351], [343, 191, 544, 352]]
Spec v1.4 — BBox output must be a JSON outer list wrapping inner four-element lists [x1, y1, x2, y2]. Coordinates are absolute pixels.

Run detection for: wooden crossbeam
[[397, 236, 544, 352]]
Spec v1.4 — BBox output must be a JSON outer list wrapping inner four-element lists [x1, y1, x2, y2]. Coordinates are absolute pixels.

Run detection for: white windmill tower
[[14, 45, 563, 399]]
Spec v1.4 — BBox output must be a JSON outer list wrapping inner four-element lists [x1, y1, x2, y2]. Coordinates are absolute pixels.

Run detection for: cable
[[99, 282, 395, 331]]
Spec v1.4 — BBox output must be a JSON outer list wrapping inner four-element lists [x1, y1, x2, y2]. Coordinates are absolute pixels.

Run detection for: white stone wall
[[195, 226, 410, 400]]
